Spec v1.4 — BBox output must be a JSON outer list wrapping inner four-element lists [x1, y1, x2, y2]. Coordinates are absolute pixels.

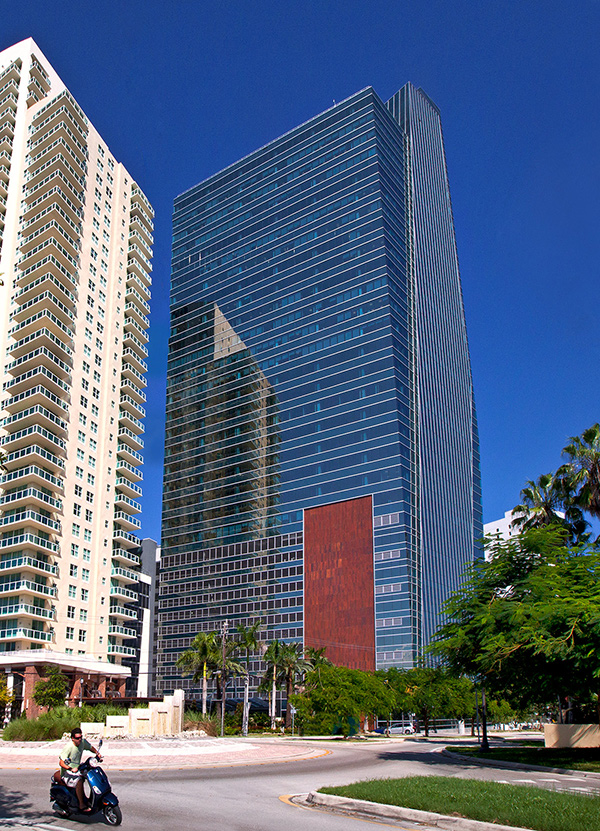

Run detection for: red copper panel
[[304, 495, 375, 671]]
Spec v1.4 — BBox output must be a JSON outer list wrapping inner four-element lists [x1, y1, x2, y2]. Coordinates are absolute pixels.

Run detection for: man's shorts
[[61, 769, 82, 788]]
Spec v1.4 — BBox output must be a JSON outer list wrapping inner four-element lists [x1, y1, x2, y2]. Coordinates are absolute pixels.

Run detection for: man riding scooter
[[53, 727, 103, 813]]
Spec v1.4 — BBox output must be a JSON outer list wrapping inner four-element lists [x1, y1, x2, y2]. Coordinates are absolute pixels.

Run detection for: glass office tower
[[156, 84, 482, 694]]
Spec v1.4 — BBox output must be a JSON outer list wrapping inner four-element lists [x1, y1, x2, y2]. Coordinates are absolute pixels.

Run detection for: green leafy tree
[[304, 646, 332, 668], [176, 631, 220, 714], [1, 674, 13, 711], [386, 667, 472, 737], [290, 664, 395, 737], [32, 665, 69, 710], [430, 526, 600, 719]]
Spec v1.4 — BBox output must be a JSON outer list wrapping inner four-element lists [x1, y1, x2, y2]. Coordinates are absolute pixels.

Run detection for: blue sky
[[4, 1, 600, 541]]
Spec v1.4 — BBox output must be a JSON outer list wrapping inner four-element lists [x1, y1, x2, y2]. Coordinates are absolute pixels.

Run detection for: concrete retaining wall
[[544, 723, 600, 748]]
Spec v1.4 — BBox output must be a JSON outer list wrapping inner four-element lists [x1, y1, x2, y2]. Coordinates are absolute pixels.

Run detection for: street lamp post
[[220, 620, 229, 738]]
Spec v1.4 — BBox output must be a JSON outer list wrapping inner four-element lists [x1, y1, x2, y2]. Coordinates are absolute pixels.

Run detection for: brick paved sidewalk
[[0, 736, 331, 770]]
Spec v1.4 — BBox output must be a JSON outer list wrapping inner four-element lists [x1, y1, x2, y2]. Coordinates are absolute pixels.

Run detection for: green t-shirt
[[60, 738, 93, 772]]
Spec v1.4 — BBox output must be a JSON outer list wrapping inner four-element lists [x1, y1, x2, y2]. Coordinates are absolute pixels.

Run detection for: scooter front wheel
[[103, 804, 122, 826]]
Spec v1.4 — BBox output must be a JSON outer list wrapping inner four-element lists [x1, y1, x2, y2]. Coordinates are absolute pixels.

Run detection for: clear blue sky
[[4, 1, 600, 541]]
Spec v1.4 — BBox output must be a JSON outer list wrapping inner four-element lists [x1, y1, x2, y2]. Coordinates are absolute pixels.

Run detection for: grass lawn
[[319, 776, 600, 831], [447, 743, 600, 772]]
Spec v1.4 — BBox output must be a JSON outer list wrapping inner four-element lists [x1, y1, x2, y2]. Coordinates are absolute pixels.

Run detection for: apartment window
[[86, 311, 94, 324], [66, 626, 74, 641], [81, 588, 89, 602], [100, 596, 104, 605], [86, 490, 94, 503], [95, 174, 102, 186], [85, 509, 93, 523], [99, 636, 103, 644], [80, 395, 88, 408], [76, 449, 85, 461], [89, 456, 96, 468], [82, 379, 89, 391], [79, 609, 88, 622], [83, 548, 91, 562], [98, 145, 105, 157], [89, 438, 97, 451], [97, 321, 104, 333], [94, 188, 101, 200], [93, 217, 100, 230], [73, 504, 81, 517], [94, 355, 102, 367], [92, 387, 100, 400], [74, 484, 82, 497], [77, 430, 85, 443], [93, 370, 101, 382], [85, 327, 92, 341], [79, 414, 87, 426], [67, 606, 75, 620], [100, 616, 105, 625], [100, 275, 107, 288], [102, 558, 107, 567], [104, 215, 110, 228], [78, 630, 87, 643], [91, 405, 99, 417], [94, 203, 100, 216], [82, 362, 90, 374], [90, 422, 98, 435], [96, 338, 103, 351], [107, 157, 113, 169], [84, 528, 92, 542], [98, 307, 105, 319], [83, 344, 91, 358], [70, 543, 79, 557], [91, 248, 98, 261], [99, 290, 106, 304], [72, 523, 80, 537], [69, 564, 77, 577], [87, 473, 95, 485], [101, 577, 106, 585], [68, 585, 76, 598], [82, 568, 90, 582], [88, 279, 96, 292]]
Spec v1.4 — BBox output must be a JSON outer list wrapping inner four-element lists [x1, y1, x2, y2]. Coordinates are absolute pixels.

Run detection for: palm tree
[[304, 646, 332, 668], [562, 423, 600, 519], [512, 470, 589, 543], [176, 631, 219, 714], [279, 643, 313, 728], [236, 620, 262, 736], [511, 472, 566, 531], [262, 639, 285, 729]]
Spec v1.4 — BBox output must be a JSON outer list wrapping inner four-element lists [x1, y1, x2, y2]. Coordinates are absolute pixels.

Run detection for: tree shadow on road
[[375, 747, 487, 771], [0, 783, 37, 820]]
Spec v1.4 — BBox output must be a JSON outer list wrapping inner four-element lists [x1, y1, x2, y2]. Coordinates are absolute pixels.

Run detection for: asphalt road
[[1, 738, 598, 831]]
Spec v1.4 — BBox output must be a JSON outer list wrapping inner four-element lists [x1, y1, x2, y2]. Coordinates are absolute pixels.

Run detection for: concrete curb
[[303, 791, 533, 831], [442, 748, 600, 780]]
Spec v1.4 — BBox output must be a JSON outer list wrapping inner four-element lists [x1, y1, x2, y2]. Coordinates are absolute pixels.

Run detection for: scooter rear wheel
[[52, 802, 70, 818], [103, 804, 122, 826]]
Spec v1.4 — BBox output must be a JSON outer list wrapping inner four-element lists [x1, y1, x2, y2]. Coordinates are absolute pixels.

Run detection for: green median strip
[[447, 744, 600, 773], [319, 776, 600, 831]]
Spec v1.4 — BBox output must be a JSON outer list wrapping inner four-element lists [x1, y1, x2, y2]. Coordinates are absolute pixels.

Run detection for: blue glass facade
[[156, 84, 482, 693]]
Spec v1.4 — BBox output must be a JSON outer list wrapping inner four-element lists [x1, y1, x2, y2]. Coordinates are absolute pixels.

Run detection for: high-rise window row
[[0, 39, 152, 701], [158, 84, 482, 696]]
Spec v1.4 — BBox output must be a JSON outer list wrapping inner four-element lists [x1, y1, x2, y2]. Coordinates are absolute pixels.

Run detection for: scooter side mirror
[[98, 739, 103, 749]]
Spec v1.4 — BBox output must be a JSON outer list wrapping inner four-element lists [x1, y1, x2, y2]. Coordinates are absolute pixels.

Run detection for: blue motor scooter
[[50, 739, 122, 825]]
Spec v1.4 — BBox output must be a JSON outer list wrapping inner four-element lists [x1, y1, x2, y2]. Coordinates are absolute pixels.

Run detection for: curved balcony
[[120, 379, 146, 404], [113, 511, 141, 531], [115, 460, 143, 483], [0, 509, 61, 535], [107, 643, 136, 656], [114, 493, 141, 514], [1, 464, 64, 492], [111, 548, 140, 567], [0, 531, 59, 555], [3, 445, 65, 474], [112, 528, 140, 550], [0, 486, 63, 514], [0, 602, 54, 621], [116, 442, 143, 466], [111, 566, 138, 585], [0, 627, 52, 644], [115, 477, 142, 499], [109, 603, 137, 621], [0, 578, 56, 598], [110, 584, 137, 601], [0, 554, 58, 577], [118, 409, 144, 434]]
